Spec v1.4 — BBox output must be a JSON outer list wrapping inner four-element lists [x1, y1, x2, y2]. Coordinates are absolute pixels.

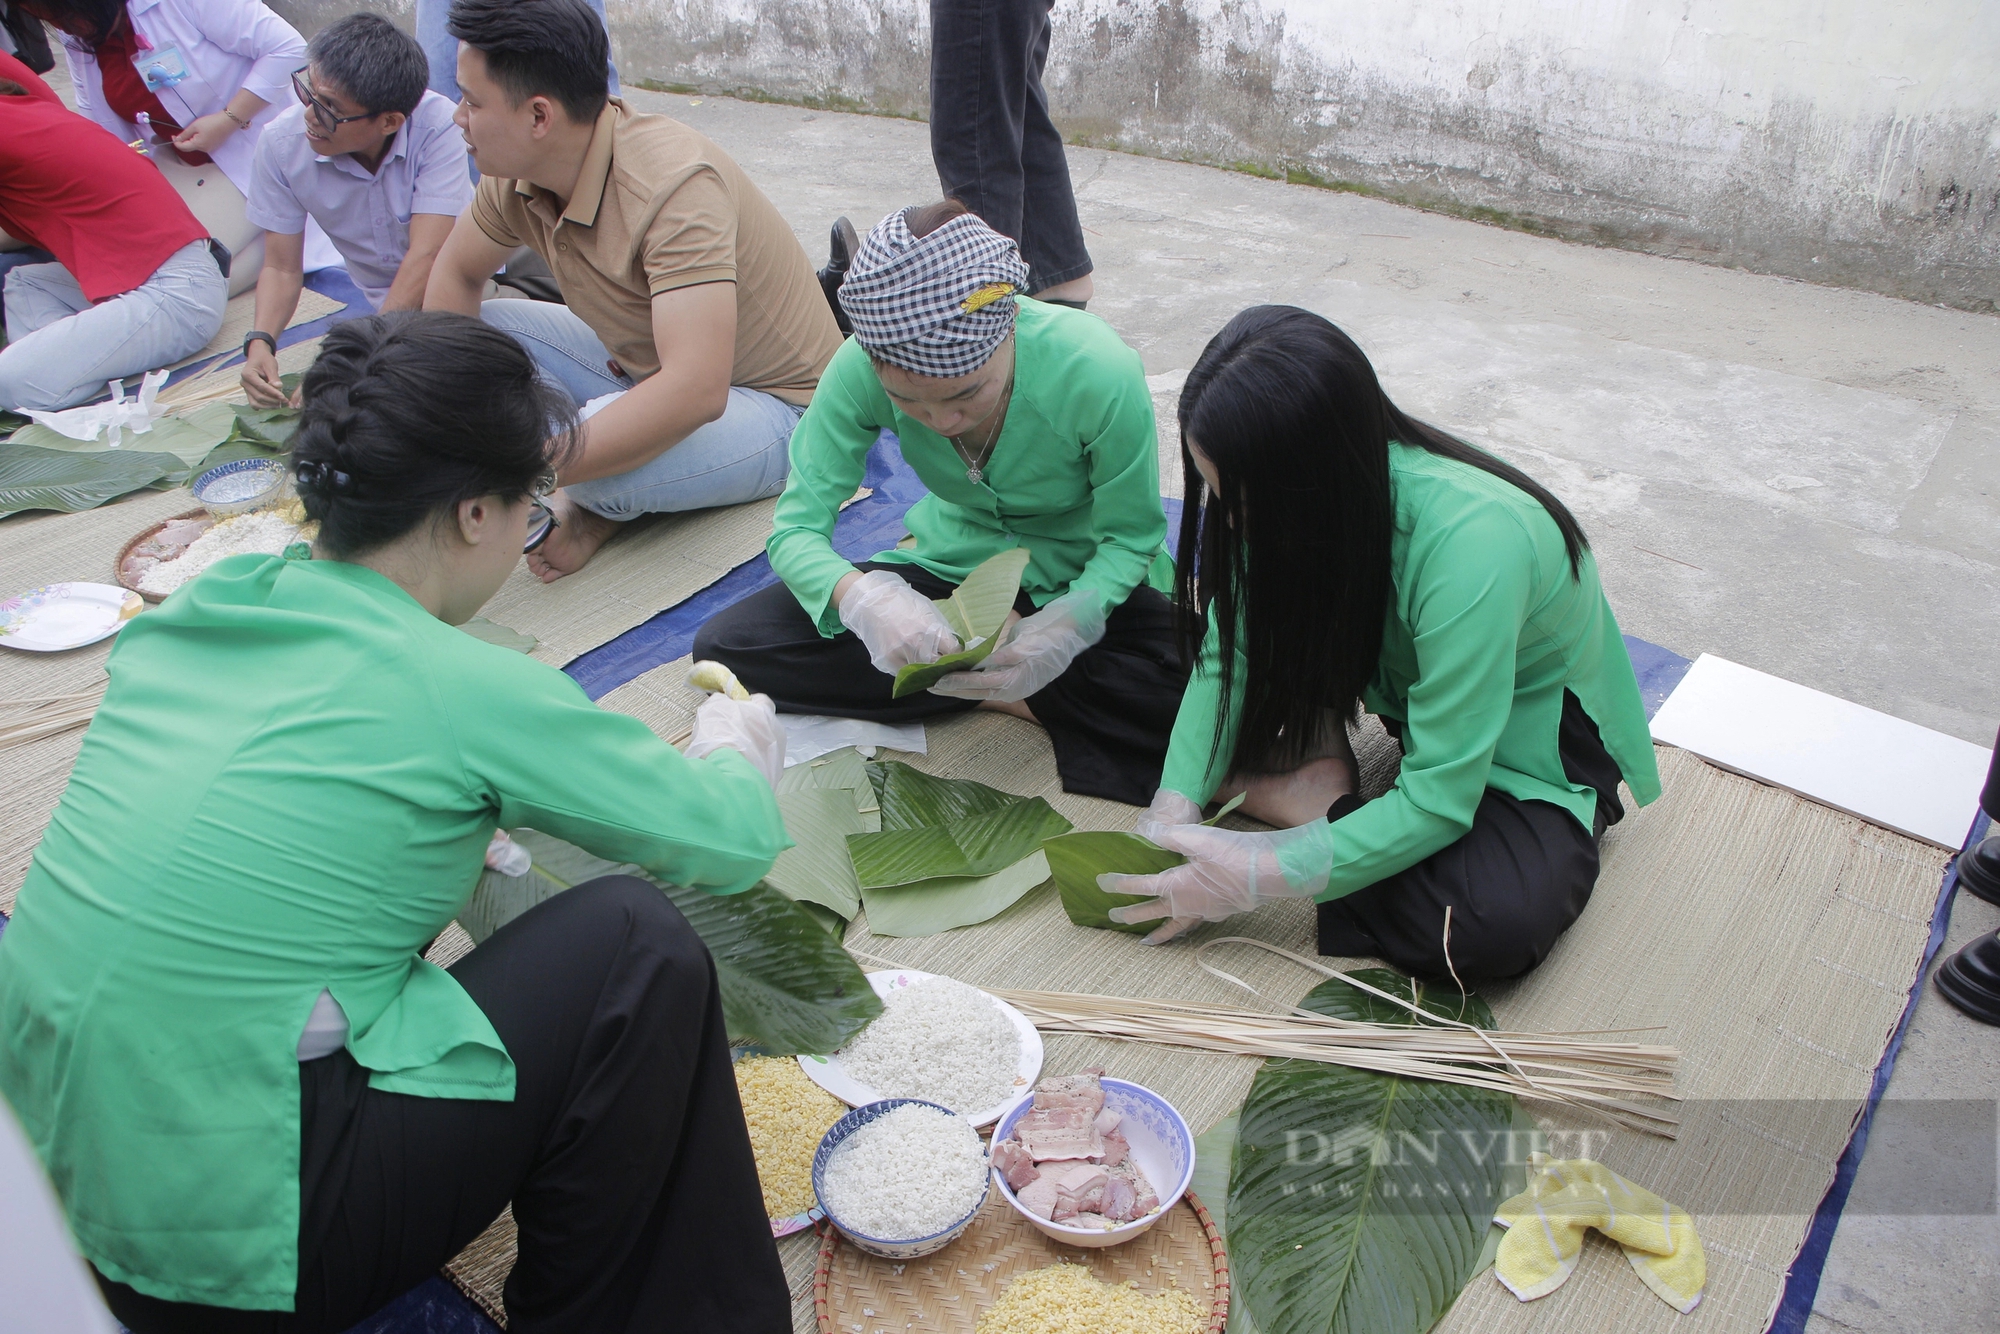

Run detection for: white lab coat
[[59, 0, 339, 272]]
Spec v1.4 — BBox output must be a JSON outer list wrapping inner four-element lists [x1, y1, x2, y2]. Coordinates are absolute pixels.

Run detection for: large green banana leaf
[[1229, 970, 1514, 1334], [463, 828, 881, 1054], [766, 787, 869, 921], [868, 759, 1020, 829], [1042, 795, 1246, 932], [0, 443, 189, 518], [860, 849, 1052, 938], [8, 400, 239, 466], [1043, 829, 1182, 933], [891, 547, 1029, 697], [847, 796, 1070, 888]]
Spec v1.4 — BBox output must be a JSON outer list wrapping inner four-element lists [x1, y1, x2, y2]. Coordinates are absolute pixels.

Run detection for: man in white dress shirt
[[239, 13, 471, 405]]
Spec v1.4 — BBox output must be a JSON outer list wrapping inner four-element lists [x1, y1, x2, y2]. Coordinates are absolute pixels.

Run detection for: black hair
[[447, 0, 609, 125], [307, 13, 429, 119], [1177, 305, 1589, 776], [904, 198, 971, 238], [291, 311, 578, 559], [16, 0, 123, 45]]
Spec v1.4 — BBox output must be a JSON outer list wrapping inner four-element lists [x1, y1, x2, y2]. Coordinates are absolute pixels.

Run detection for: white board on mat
[[1649, 654, 1990, 849]]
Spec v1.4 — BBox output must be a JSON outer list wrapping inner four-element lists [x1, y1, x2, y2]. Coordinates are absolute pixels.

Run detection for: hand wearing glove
[[838, 570, 962, 674], [484, 829, 533, 877], [685, 691, 786, 789], [931, 590, 1108, 702], [1103, 819, 1334, 945]]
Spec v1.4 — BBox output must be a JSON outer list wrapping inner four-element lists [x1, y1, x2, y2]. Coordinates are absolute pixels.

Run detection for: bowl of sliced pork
[[988, 1068, 1194, 1248]]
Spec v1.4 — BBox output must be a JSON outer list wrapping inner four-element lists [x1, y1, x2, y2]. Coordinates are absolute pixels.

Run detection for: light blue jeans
[[417, 0, 618, 100], [481, 299, 799, 519], [0, 240, 228, 412]]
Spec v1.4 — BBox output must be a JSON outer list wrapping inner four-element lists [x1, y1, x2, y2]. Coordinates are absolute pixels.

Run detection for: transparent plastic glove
[[931, 590, 1107, 702], [685, 692, 785, 789], [484, 830, 533, 877], [1103, 820, 1334, 944], [1140, 787, 1204, 829], [837, 570, 962, 675]]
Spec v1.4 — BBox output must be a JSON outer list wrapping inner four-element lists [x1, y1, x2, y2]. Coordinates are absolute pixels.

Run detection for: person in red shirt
[[0, 48, 227, 411]]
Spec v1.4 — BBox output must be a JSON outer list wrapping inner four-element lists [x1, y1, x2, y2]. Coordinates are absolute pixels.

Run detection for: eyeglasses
[[291, 68, 375, 133], [524, 472, 559, 554]]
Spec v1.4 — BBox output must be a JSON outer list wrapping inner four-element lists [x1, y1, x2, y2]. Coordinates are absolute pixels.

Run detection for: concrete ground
[[638, 88, 1999, 1330]]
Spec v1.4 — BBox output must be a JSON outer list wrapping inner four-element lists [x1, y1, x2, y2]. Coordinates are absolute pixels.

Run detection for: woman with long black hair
[[0, 311, 793, 1331], [1103, 306, 1661, 980]]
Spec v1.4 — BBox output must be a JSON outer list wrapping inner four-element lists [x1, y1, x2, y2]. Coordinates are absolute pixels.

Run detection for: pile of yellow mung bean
[[733, 1055, 847, 1219], [973, 1263, 1204, 1334]]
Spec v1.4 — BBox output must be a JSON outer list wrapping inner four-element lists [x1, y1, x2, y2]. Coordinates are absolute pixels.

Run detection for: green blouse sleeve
[[1063, 355, 1167, 618], [451, 655, 790, 895], [1159, 612, 1242, 804], [766, 339, 882, 637]]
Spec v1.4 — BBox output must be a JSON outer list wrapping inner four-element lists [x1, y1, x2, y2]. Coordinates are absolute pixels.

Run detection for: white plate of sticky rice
[[800, 970, 1042, 1127]]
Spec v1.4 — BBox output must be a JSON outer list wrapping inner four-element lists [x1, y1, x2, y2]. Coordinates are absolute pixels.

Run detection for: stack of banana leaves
[[0, 378, 300, 519]]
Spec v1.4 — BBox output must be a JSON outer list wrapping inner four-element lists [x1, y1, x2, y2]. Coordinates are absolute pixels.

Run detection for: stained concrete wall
[[274, 1, 2000, 312]]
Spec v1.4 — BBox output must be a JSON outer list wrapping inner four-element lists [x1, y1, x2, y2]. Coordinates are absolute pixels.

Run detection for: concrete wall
[[275, 1, 2000, 312]]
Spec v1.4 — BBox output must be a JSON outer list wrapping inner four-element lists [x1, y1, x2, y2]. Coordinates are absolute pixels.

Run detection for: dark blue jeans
[[930, 0, 1093, 292]]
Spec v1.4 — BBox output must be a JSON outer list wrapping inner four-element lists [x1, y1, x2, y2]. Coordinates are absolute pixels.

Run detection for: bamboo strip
[[0, 685, 106, 752]]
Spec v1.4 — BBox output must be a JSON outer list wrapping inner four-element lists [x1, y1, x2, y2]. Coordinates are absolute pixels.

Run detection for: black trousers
[[930, 0, 1093, 292], [1318, 692, 1628, 982], [693, 562, 1186, 805], [98, 878, 789, 1334]]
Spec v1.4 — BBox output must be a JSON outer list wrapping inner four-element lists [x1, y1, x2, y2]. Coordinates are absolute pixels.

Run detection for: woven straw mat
[[815, 1191, 1229, 1334], [435, 694, 1947, 1334]]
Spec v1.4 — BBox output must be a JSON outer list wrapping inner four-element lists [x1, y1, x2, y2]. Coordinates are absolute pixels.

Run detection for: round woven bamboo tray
[[814, 1189, 1229, 1333], [114, 508, 212, 604]]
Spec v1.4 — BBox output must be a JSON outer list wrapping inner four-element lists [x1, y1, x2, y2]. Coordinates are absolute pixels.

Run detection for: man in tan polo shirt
[[425, 0, 842, 581]]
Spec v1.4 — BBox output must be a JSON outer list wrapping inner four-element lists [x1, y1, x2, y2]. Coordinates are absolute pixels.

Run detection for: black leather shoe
[[1934, 929, 2000, 1026], [817, 216, 858, 335], [1956, 833, 2000, 906]]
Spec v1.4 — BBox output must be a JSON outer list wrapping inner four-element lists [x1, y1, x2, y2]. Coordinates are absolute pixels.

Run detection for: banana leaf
[[463, 827, 882, 1054], [848, 796, 1070, 888], [1229, 970, 1515, 1334], [777, 745, 879, 831], [860, 849, 1053, 938], [891, 546, 1029, 697], [459, 617, 538, 653], [765, 787, 869, 921], [1043, 795, 1247, 933], [8, 400, 239, 467], [1044, 829, 1181, 934], [868, 759, 1021, 829], [0, 443, 190, 518], [226, 400, 300, 448]]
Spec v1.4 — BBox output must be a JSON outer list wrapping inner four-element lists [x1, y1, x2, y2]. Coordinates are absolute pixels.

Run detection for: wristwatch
[[243, 330, 277, 355]]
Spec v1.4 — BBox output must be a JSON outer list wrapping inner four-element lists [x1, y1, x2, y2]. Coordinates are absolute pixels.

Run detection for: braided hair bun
[[291, 311, 577, 557]]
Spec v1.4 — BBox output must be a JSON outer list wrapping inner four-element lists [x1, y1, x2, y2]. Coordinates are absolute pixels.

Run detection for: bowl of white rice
[[812, 1098, 989, 1259]]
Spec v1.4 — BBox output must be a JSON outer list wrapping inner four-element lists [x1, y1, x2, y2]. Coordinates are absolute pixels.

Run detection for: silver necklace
[[949, 378, 1013, 484]]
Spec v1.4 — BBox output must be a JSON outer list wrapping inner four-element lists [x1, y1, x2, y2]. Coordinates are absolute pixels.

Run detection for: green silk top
[[766, 298, 1173, 634], [1160, 442, 1662, 898], [0, 555, 788, 1310]]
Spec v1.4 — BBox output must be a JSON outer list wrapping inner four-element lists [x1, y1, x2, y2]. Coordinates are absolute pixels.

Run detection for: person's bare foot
[[524, 491, 622, 583], [978, 698, 1039, 723], [1216, 756, 1357, 828]]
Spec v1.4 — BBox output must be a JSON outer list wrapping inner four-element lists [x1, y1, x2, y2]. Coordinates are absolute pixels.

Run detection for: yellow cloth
[[1493, 1154, 1705, 1313]]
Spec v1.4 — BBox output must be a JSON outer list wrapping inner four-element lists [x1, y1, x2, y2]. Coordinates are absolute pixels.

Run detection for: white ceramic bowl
[[989, 1078, 1195, 1248], [813, 1098, 990, 1259], [191, 458, 288, 517]]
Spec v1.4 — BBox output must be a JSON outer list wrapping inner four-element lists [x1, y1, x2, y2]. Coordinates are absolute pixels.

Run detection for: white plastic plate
[[799, 968, 1042, 1128], [0, 582, 142, 652]]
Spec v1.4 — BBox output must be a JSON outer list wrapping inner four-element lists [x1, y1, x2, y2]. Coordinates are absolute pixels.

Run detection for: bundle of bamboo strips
[[985, 986, 1680, 1136], [0, 684, 107, 752]]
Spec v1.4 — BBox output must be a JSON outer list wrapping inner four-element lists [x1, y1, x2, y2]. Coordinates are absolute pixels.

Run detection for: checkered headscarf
[[838, 209, 1030, 378]]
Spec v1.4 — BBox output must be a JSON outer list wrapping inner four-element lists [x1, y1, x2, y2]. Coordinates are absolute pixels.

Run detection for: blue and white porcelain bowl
[[990, 1078, 1194, 1248], [191, 457, 287, 517], [812, 1098, 989, 1259]]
